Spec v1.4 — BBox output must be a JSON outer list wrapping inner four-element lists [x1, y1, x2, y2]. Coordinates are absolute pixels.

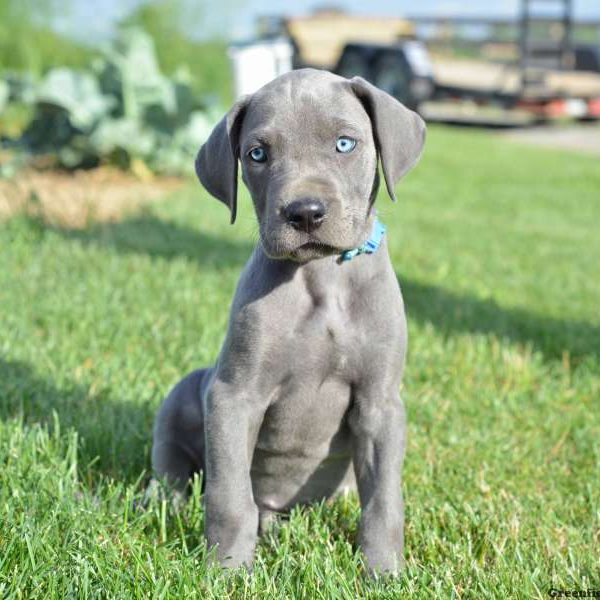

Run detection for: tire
[[336, 47, 372, 80], [372, 51, 413, 107]]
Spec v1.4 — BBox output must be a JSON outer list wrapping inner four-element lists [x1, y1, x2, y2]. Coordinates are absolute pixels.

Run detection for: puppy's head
[[196, 69, 425, 262]]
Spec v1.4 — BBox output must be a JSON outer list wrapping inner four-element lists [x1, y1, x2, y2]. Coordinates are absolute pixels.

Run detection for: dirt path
[[500, 123, 600, 154], [0, 167, 184, 228]]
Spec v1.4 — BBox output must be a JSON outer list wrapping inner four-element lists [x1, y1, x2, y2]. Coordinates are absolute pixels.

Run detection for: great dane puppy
[[151, 68, 425, 573]]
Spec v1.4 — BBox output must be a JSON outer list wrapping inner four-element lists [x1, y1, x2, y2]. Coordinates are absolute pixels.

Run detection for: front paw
[[207, 547, 254, 570], [206, 538, 255, 570], [362, 546, 404, 576], [205, 504, 259, 568], [359, 529, 405, 575]]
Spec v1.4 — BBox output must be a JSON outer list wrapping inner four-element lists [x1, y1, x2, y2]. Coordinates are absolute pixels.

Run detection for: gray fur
[[150, 69, 426, 573]]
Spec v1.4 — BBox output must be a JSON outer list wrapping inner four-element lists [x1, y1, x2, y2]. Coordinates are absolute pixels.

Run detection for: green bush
[[2, 28, 224, 176], [119, 0, 233, 104]]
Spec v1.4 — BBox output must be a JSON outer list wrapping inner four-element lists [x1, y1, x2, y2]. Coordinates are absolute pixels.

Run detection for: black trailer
[[330, 0, 600, 123], [276, 1, 600, 124]]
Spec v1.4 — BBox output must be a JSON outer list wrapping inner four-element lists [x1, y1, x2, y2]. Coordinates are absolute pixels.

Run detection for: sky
[[52, 0, 600, 43]]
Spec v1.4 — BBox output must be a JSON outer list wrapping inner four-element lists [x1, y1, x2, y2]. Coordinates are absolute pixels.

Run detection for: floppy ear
[[195, 95, 251, 224], [350, 77, 426, 202]]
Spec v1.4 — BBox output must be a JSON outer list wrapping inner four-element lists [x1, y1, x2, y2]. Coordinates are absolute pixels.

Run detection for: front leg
[[203, 381, 263, 568], [349, 387, 407, 574]]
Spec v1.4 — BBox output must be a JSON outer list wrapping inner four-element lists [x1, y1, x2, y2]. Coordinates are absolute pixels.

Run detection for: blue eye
[[249, 147, 267, 163], [336, 136, 356, 153]]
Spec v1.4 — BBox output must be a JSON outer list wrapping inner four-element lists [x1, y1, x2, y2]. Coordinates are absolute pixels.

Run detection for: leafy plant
[[118, 0, 234, 102], [0, 79, 8, 113], [2, 28, 222, 176]]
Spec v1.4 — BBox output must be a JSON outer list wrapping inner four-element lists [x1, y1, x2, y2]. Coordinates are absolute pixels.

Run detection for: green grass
[[1, 126, 599, 597]]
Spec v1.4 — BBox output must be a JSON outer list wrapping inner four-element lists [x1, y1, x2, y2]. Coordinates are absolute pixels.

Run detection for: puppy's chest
[[252, 277, 378, 457], [285, 292, 359, 378], [257, 307, 353, 453]]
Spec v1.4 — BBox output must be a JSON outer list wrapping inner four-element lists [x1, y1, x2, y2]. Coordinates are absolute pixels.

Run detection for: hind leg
[[148, 368, 211, 505]]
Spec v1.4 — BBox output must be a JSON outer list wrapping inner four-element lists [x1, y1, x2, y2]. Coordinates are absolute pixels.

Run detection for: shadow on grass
[[30, 213, 600, 364], [401, 278, 599, 365], [49, 213, 254, 269], [0, 357, 153, 483]]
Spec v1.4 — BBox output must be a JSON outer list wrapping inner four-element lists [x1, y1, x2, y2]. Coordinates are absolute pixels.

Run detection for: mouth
[[297, 241, 338, 254], [261, 227, 346, 262], [262, 239, 341, 262]]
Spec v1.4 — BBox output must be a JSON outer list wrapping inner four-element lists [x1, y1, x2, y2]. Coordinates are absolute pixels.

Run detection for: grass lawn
[[1, 126, 598, 597]]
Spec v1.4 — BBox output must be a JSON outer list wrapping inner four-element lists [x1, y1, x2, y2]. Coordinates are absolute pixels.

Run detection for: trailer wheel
[[372, 52, 413, 107], [336, 47, 371, 80]]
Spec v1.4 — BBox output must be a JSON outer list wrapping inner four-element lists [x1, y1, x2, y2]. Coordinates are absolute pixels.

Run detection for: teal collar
[[339, 218, 386, 262]]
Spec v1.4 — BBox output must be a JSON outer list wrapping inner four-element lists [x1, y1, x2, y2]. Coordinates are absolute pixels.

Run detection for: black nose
[[283, 199, 326, 233]]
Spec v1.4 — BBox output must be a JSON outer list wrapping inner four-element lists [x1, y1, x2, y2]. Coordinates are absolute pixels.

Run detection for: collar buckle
[[339, 218, 386, 263]]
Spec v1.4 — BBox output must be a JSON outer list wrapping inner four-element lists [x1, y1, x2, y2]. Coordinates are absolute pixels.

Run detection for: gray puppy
[[150, 68, 425, 573]]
